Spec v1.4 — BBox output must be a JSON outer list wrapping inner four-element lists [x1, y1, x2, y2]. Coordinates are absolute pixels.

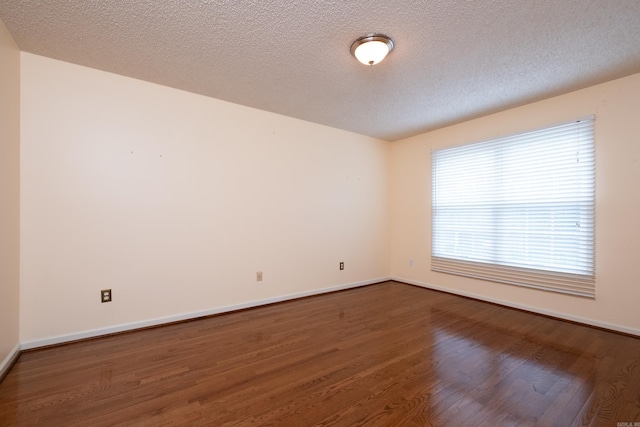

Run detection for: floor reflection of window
[[428, 308, 593, 424]]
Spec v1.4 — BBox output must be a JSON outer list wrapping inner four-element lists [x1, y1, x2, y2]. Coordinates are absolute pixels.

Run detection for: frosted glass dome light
[[350, 34, 394, 66]]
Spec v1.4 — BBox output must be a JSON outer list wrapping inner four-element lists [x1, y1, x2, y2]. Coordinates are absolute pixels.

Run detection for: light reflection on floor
[[428, 307, 593, 424]]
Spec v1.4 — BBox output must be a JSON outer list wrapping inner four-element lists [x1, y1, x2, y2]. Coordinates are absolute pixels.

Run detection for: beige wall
[[14, 51, 640, 346], [19, 53, 390, 344], [390, 72, 640, 334], [0, 19, 20, 366]]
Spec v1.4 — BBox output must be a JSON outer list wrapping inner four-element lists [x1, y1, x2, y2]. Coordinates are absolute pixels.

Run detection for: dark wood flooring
[[1, 281, 639, 426]]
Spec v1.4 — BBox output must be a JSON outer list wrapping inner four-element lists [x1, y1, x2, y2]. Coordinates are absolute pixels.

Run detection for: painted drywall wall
[[390, 72, 640, 334], [0, 18, 20, 369], [20, 53, 390, 344]]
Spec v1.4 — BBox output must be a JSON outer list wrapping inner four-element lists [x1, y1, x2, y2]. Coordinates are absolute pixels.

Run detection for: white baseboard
[[0, 342, 21, 381], [392, 276, 640, 337], [21, 277, 391, 350]]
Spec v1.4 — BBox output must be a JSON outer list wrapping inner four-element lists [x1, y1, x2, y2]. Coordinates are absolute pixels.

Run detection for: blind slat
[[431, 116, 595, 298]]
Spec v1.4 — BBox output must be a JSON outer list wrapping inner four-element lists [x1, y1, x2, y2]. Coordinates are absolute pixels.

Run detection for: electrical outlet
[[339, 262, 344, 270], [101, 289, 112, 303], [409, 259, 414, 267], [257, 271, 263, 281]]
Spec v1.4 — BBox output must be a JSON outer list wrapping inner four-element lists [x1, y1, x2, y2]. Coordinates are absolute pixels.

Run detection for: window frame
[[431, 116, 596, 298]]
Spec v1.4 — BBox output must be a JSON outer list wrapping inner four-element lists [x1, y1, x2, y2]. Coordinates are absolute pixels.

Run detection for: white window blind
[[431, 116, 595, 298]]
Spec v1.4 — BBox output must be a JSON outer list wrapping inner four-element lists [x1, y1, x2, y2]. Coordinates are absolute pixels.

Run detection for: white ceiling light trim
[[350, 34, 394, 66]]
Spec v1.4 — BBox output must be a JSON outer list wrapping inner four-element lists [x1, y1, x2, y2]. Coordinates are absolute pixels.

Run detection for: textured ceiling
[[2, 1, 640, 141]]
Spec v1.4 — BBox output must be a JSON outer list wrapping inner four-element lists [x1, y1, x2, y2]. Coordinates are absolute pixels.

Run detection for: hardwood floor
[[1, 281, 639, 426]]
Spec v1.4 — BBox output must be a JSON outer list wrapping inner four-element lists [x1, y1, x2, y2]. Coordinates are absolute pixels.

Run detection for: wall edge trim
[[392, 276, 640, 337], [0, 343, 21, 382], [21, 277, 391, 350]]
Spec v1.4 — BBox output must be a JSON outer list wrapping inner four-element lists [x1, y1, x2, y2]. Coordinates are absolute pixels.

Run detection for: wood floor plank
[[1, 281, 639, 426]]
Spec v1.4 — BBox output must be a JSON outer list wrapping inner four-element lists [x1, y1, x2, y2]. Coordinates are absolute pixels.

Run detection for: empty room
[[1, 1, 639, 425]]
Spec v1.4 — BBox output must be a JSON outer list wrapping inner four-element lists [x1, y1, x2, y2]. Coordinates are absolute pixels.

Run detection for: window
[[431, 116, 595, 297]]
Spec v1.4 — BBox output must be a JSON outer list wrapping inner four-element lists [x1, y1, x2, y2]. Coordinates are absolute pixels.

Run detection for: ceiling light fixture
[[350, 34, 394, 66]]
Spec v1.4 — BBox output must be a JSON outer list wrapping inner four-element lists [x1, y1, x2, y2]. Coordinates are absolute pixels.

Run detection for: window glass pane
[[431, 117, 595, 297]]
